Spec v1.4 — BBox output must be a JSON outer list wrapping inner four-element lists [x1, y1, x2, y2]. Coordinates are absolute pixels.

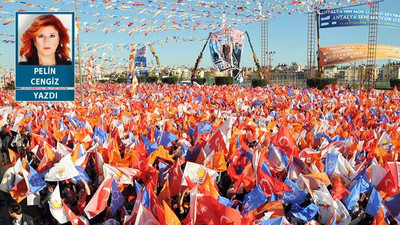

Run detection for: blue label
[[16, 89, 75, 101], [16, 66, 74, 88]]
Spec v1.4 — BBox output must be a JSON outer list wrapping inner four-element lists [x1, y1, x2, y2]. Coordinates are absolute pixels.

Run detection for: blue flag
[[366, 188, 383, 216], [74, 166, 92, 185], [261, 161, 272, 176], [58, 118, 64, 131], [111, 179, 124, 215], [323, 133, 347, 142], [287, 88, 294, 97], [155, 127, 161, 143], [242, 185, 268, 215], [71, 116, 85, 128], [93, 126, 109, 144], [188, 127, 195, 137], [288, 203, 319, 221], [252, 100, 263, 107], [181, 142, 192, 160], [324, 153, 338, 177], [158, 161, 170, 183], [134, 180, 150, 208], [282, 178, 307, 205], [383, 192, 400, 223], [197, 122, 212, 135], [261, 217, 288, 225], [142, 135, 158, 154], [218, 196, 234, 207], [158, 131, 178, 147], [359, 176, 370, 194], [343, 178, 369, 210], [28, 165, 46, 193]]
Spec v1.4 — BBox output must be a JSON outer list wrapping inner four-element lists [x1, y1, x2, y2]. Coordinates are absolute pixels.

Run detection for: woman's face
[[34, 25, 59, 58]]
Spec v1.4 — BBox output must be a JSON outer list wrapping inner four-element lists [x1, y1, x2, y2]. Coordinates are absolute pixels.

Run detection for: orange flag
[[212, 151, 227, 172], [8, 149, 20, 165], [158, 179, 171, 207], [201, 172, 220, 200], [36, 143, 56, 173], [163, 200, 181, 225], [255, 200, 285, 218], [10, 171, 29, 203], [331, 178, 350, 200], [372, 207, 388, 225]]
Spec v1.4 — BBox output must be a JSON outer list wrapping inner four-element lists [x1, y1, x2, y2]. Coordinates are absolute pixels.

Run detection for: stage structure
[[366, 2, 380, 86], [307, 12, 316, 78], [261, 18, 269, 81], [191, 28, 263, 81]]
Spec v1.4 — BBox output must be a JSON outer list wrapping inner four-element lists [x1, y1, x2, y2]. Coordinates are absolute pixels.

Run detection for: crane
[[148, 44, 162, 78], [245, 31, 263, 79]]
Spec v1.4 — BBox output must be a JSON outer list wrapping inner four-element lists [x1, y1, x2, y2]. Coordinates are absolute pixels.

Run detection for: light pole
[[266, 51, 275, 82], [75, 0, 84, 105]]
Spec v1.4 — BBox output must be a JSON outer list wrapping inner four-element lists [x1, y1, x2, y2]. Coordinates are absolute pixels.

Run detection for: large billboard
[[320, 9, 400, 29], [209, 28, 245, 77], [134, 45, 148, 77], [15, 12, 75, 101], [319, 44, 400, 66]]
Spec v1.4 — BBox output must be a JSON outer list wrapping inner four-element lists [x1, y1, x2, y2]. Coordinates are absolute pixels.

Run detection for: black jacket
[[19, 55, 72, 65], [10, 214, 34, 225], [20, 214, 34, 225]]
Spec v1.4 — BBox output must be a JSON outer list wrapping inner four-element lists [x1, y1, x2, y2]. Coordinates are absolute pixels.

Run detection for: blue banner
[[16, 89, 75, 101], [134, 46, 148, 77], [320, 9, 400, 29], [16, 66, 74, 88]]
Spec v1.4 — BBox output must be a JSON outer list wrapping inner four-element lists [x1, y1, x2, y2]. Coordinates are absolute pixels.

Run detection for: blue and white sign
[[320, 9, 400, 29], [134, 45, 148, 77]]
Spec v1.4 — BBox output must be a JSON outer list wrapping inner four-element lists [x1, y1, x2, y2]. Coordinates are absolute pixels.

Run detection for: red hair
[[20, 14, 70, 62]]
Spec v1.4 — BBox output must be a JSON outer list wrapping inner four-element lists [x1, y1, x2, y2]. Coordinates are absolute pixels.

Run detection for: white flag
[[45, 154, 79, 181], [181, 162, 218, 186], [48, 184, 68, 224]]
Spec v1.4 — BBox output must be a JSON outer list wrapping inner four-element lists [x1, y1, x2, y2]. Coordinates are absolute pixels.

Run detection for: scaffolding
[[365, 2, 379, 87], [261, 18, 269, 81], [307, 12, 316, 78]]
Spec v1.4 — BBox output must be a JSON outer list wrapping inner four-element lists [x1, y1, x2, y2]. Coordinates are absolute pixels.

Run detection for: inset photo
[[17, 13, 73, 66]]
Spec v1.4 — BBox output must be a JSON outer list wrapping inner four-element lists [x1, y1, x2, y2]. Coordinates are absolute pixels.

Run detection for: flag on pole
[[49, 184, 69, 224], [62, 200, 87, 225], [111, 179, 124, 216], [84, 178, 113, 219], [44, 154, 80, 182]]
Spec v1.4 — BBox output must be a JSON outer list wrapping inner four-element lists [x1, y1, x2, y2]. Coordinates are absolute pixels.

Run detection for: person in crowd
[[8, 202, 34, 225]]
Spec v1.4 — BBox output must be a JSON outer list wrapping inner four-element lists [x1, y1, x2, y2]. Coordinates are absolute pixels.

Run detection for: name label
[[33, 67, 56, 75], [15, 89, 75, 102]]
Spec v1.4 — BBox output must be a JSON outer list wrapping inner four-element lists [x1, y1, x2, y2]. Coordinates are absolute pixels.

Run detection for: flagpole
[[75, 0, 84, 106]]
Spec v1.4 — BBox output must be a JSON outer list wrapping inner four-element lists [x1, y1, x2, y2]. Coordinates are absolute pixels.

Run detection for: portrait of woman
[[19, 14, 72, 66]]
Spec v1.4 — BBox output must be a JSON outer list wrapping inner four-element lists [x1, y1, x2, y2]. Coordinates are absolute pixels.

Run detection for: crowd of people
[[0, 82, 399, 225]]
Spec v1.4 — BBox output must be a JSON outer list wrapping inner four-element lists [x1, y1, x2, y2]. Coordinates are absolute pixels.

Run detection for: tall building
[[380, 62, 400, 81]]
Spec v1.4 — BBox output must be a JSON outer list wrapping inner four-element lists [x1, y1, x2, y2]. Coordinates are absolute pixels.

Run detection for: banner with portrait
[[319, 44, 400, 66], [134, 45, 148, 77], [209, 28, 245, 76]]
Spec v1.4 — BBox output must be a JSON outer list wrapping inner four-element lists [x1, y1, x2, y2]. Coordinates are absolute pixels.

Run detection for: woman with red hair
[[19, 14, 72, 65]]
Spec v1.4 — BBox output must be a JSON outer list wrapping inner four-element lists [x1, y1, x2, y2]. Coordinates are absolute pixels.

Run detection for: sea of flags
[[0, 82, 399, 224]]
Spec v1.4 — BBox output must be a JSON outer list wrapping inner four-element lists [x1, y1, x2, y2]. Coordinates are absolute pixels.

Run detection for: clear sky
[[0, 0, 399, 70]]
